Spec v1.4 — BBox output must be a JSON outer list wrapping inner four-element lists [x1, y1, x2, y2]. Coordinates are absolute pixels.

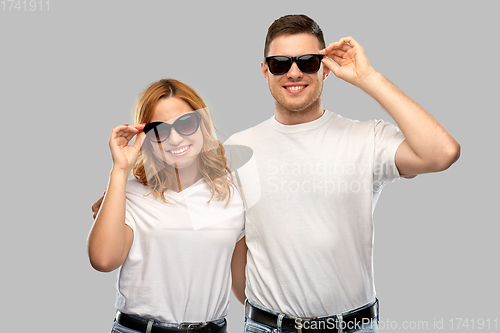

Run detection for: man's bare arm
[[320, 37, 460, 176]]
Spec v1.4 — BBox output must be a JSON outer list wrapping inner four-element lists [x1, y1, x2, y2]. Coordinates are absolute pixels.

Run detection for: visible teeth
[[286, 86, 305, 91], [169, 146, 189, 154]]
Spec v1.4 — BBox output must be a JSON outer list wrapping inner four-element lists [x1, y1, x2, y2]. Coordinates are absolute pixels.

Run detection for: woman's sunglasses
[[265, 54, 325, 75], [144, 111, 201, 143]]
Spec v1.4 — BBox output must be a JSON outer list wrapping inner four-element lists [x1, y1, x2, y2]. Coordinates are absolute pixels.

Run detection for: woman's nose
[[167, 128, 184, 146]]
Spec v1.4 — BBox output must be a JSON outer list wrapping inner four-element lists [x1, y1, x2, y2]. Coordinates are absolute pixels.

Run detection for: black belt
[[115, 312, 227, 333], [245, 300, 378, 333]]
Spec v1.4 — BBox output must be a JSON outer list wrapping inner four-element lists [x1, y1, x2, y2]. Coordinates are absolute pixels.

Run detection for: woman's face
[[147, 96, 204, 171]]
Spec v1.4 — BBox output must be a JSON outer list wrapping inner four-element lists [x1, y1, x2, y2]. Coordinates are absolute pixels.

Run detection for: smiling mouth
[[167, 145, 191, 155], [285, 85, 306, 91]]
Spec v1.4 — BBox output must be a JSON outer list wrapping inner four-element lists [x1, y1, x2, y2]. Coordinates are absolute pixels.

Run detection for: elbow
[[451, 141, 461, 164], [441, 141, 461, 170], [89, 258, 119, 273], [88, 251, 121, 272], [433, 141, 461, 172]]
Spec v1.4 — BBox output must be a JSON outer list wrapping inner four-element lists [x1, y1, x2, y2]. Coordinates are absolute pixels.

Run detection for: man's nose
[[286, 61, 303, 79]]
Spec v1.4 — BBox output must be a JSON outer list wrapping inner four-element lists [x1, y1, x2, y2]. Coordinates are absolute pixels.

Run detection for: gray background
[[1, 1, 498, 332]]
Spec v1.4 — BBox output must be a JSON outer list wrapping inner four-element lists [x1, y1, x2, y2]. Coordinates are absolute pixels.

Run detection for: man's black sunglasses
[[265, 54, 325, 75], [144, 111, 201, 143]]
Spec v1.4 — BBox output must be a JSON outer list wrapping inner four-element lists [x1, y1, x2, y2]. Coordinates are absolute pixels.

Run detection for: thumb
[[133, 131, 146, 151], [322, 58, 340, 78]]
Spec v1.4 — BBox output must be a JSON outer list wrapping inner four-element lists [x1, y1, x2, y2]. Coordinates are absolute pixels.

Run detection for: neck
[[171, 164, 202, 192], [274, 98, 325, 126]]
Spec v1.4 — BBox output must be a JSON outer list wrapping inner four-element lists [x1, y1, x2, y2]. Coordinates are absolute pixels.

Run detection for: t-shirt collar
[[270, 110, 333, 134]]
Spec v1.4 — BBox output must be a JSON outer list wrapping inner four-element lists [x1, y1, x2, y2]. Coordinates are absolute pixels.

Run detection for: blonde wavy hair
[[132, 79, 233, 205]]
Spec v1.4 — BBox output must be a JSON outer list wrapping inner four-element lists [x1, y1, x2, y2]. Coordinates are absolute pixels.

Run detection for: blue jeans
[[243, 300, 380, 333], [112, 320, 141, 333], [111, 314, 226, 333]]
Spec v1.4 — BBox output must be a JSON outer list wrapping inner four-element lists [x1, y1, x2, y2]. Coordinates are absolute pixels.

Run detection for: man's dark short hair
[[264, 14, 326, 57]]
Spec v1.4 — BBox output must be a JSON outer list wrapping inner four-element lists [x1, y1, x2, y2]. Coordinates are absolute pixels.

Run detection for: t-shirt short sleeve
[[125, 209, 136, 231], [236, 222, 245, 242], [373, 120, 405, 187]]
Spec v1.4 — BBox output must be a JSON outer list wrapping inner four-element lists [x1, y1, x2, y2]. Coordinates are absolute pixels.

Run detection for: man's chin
[[274, 93, 321, 114], [278, 103, 318, 115]]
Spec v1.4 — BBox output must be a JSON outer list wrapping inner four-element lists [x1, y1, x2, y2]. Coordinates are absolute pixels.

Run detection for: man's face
[[262, 33, 330, 116]]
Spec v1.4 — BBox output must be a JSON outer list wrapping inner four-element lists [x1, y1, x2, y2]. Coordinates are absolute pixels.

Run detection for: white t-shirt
[[115, 177, 245, 323], [224, 111, 404, 317]]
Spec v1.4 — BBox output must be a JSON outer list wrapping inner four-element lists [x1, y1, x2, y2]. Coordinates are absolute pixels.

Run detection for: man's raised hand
[[319, 36, 376, 88]]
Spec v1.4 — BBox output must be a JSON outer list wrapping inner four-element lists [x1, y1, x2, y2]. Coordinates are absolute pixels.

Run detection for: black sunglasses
[[265, 54, 325, 75], [144, 111, 201, 143]]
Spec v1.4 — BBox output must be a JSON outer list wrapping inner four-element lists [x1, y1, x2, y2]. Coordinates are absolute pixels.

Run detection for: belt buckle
[[295, 317, 313, 333], [179, 323, 201, 330]]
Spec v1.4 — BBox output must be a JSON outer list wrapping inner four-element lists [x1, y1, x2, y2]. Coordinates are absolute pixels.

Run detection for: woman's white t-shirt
[[115, 178, 245, 323]]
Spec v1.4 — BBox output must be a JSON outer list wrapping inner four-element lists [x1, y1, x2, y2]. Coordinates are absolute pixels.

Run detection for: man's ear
[[261, 61, 270, 83], [322, 63, 331, 81]]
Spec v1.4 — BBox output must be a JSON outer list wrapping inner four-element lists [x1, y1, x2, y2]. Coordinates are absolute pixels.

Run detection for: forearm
[[87, 169, 130, 271], [231, 237, 247, 304], [360, 71, 460, 169]]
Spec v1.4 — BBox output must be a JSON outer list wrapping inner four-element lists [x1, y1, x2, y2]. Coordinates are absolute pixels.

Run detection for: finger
[[338, 44, 352, 52], [338, 36, 361, 49], [111, 125, 141, 143], [328, 54, 344, 64], [91, 191, 106, 219], [123, 130, 139, 142], [132, 131, 146, 150], [322, 52, 347, 65], [321, 44, 352, 59], [332, 42, 353, 54], [320, 41, 344, 54], [319, 42, 336, 54], [126, 123, 147, 142], [110, 124, 132, 141], [321, 49, 347, 58], [114, 124, 144, 134], [134, 123, 146, 130], [327, 49, 347, 58], [125, 124, 146, 141], [111, 124, 131, 133], [91, 194, 104, 211], [322, 58, 340, 77]]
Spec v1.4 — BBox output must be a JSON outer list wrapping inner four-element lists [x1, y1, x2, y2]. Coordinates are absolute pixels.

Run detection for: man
[[223, 14, 460, 333]]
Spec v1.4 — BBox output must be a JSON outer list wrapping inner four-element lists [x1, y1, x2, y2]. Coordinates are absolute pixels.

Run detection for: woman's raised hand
[[109, 124, 146, 174]]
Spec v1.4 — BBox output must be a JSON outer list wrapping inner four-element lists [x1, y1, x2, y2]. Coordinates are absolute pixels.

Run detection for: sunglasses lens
[[155, 125, 172, 142], [297, 55, 321, 73], [145, 123, 171, 143], [268, 56, 291, 75], [175, 113, 199, 135]]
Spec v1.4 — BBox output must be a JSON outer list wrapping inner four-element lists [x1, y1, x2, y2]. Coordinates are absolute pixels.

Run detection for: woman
[[87, 79, 246, 333]]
